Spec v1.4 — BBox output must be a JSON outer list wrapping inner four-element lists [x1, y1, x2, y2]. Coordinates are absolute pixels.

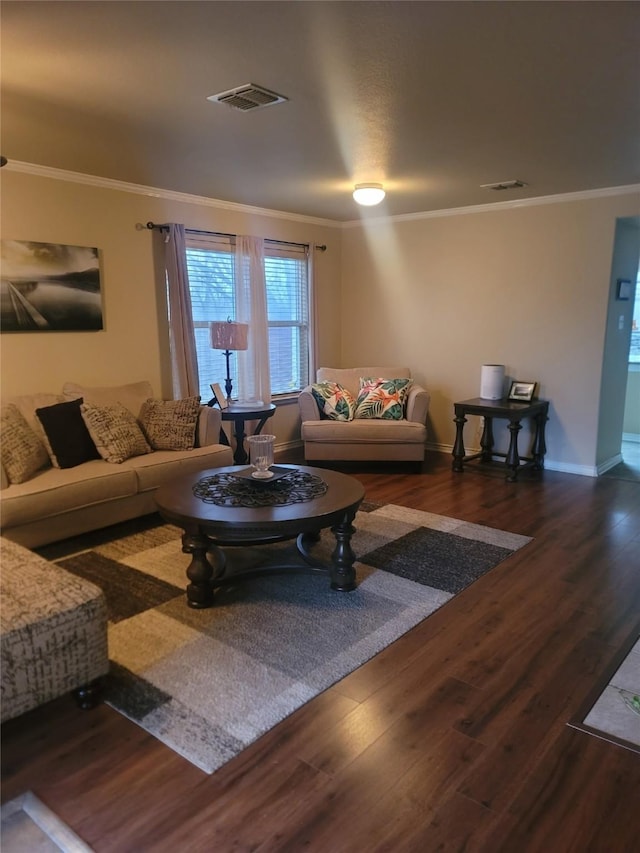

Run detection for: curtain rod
[[144, 221, 326, 251]]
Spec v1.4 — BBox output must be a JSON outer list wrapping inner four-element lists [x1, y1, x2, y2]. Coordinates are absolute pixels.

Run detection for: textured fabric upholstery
[[0, 537, 109, 722], [0, 404, 50, 483], [139, 396, 201, 451], [81, 402, 152, 463]]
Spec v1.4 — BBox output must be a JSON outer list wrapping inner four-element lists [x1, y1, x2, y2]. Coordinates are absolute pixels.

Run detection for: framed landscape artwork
[[0, 240, 103, 331]]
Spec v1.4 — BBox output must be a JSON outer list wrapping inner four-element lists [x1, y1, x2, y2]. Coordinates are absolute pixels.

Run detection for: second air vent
[[207, 83, 288, 112]]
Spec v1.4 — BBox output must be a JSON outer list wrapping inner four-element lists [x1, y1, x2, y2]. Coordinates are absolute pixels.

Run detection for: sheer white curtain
[[164, 224, 200, 398], [235, 235, 271, 405]]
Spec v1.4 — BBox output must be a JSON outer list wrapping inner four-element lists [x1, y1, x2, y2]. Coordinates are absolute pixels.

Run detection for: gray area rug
[[1, 792, 93, 852], [43, 503, 531, 774], [569, 631, 640, 753]]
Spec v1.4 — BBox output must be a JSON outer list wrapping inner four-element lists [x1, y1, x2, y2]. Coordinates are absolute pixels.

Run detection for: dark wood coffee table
[[154, 464, 366, 608]]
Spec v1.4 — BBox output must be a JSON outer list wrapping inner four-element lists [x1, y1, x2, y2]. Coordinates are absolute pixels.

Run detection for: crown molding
[[4, 161, 340, 229], [5, 160, 638, 229], [341, 183, 640, 228]]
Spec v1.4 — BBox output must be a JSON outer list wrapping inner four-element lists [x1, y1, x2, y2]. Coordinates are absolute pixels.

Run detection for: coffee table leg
[[296, 530, 324, 568], [182, 533, 220, 608], [329, 515, 357, 592]]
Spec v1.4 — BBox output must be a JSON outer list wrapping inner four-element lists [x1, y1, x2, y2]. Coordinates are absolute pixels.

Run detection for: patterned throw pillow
[[354, 377, 413, 420], [311, 382, 356, 421], [138, 396, 201, 451], [80, 402, 151, 464], [0, 403, 50, 483], [35, 398, 100, 468]]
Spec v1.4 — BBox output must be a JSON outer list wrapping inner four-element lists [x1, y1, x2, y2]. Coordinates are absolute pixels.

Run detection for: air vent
[[480, 180, 528, 191], [207, 83, 288, 112]]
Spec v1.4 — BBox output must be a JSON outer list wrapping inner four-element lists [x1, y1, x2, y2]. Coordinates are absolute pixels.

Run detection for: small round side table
[[219, 403, 277, 465]]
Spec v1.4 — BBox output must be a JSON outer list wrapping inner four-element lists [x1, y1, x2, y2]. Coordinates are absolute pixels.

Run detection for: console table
[[452, 397, 549, 482]]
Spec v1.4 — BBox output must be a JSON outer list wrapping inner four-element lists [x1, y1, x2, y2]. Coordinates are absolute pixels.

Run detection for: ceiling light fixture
[[353, 183, 386, 206]]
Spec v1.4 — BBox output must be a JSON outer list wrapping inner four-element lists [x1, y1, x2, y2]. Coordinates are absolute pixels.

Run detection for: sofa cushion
[[128, 444, 235, 491], [3, 393, 65, 435], [0, 461, 138, 528], [35, 398, 100, 469], [301, 418, 426, 443], [81, 403, 151, 464], [139, 396, 201, 451], [0, 404, 50, 484], [310, 382, 356, 422], [354, 377, 413, 420], [63, 380, 154, 418]]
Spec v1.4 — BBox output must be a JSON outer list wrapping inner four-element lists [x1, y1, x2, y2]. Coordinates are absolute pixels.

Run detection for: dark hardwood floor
[[2, 450, 639, 851]]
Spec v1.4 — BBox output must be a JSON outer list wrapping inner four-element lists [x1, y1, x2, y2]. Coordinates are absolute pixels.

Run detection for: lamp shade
[[210, 320, 249, 351], [353, 183, 386, 206]]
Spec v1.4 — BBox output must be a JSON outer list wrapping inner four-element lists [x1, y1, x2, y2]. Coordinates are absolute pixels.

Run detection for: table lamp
[[210, 319, 249, 403]]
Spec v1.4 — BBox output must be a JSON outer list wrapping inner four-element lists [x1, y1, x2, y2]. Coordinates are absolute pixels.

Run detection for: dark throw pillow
[[35, 398, 101, 469]]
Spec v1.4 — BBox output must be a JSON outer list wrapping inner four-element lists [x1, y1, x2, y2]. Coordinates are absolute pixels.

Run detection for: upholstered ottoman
[[0, 537, 109, 723]]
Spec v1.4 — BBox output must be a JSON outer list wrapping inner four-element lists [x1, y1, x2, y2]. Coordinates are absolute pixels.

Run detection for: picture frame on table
[[508, 380, 537, 402], [209, 383, 228, 409]]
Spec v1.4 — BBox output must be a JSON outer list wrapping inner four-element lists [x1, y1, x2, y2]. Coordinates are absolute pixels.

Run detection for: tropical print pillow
[[311, 382, 356, 421], [354, 377, 413, 420]]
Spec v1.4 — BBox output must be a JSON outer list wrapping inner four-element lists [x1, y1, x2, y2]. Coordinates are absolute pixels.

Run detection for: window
[[185, 234, 311, 401]]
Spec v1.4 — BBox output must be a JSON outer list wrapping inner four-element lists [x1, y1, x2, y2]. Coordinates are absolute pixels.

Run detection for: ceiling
[[1, 1, 639, 222]]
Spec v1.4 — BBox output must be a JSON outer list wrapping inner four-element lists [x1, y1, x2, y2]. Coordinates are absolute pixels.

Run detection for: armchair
[[299, 366, 429, 463]]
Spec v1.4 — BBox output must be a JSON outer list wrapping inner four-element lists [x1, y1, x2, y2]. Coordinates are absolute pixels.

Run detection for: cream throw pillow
[[81, 402, 151, 464], [138, 396, 201, 451], [0, 404, 50, 483]]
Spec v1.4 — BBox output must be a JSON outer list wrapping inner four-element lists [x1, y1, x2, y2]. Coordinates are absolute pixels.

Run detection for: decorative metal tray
[[193, 469, 328, 507], [230, 465, 292, 483]]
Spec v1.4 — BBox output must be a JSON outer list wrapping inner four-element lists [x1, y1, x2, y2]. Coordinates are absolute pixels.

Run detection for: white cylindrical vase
[[480, 364, 505, 400]]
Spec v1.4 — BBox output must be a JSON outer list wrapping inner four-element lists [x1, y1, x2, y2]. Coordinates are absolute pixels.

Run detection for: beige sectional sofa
[[0, 380, 233, 548], [299, 366, 430, 463]]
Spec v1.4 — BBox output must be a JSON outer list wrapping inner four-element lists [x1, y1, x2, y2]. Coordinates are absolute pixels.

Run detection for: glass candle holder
[[247, 434, 275, 478]]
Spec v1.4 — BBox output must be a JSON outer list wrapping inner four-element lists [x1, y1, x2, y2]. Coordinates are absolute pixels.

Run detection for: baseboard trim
[[285, 440, 613, 479], [427, 442, 600, 478], [596, 454, 624, 476]]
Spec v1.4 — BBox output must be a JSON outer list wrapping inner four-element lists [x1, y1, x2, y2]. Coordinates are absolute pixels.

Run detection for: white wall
[[340, 192, 640, 474], [0, 168, 342, 446], [597, 217, 640, 466]]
